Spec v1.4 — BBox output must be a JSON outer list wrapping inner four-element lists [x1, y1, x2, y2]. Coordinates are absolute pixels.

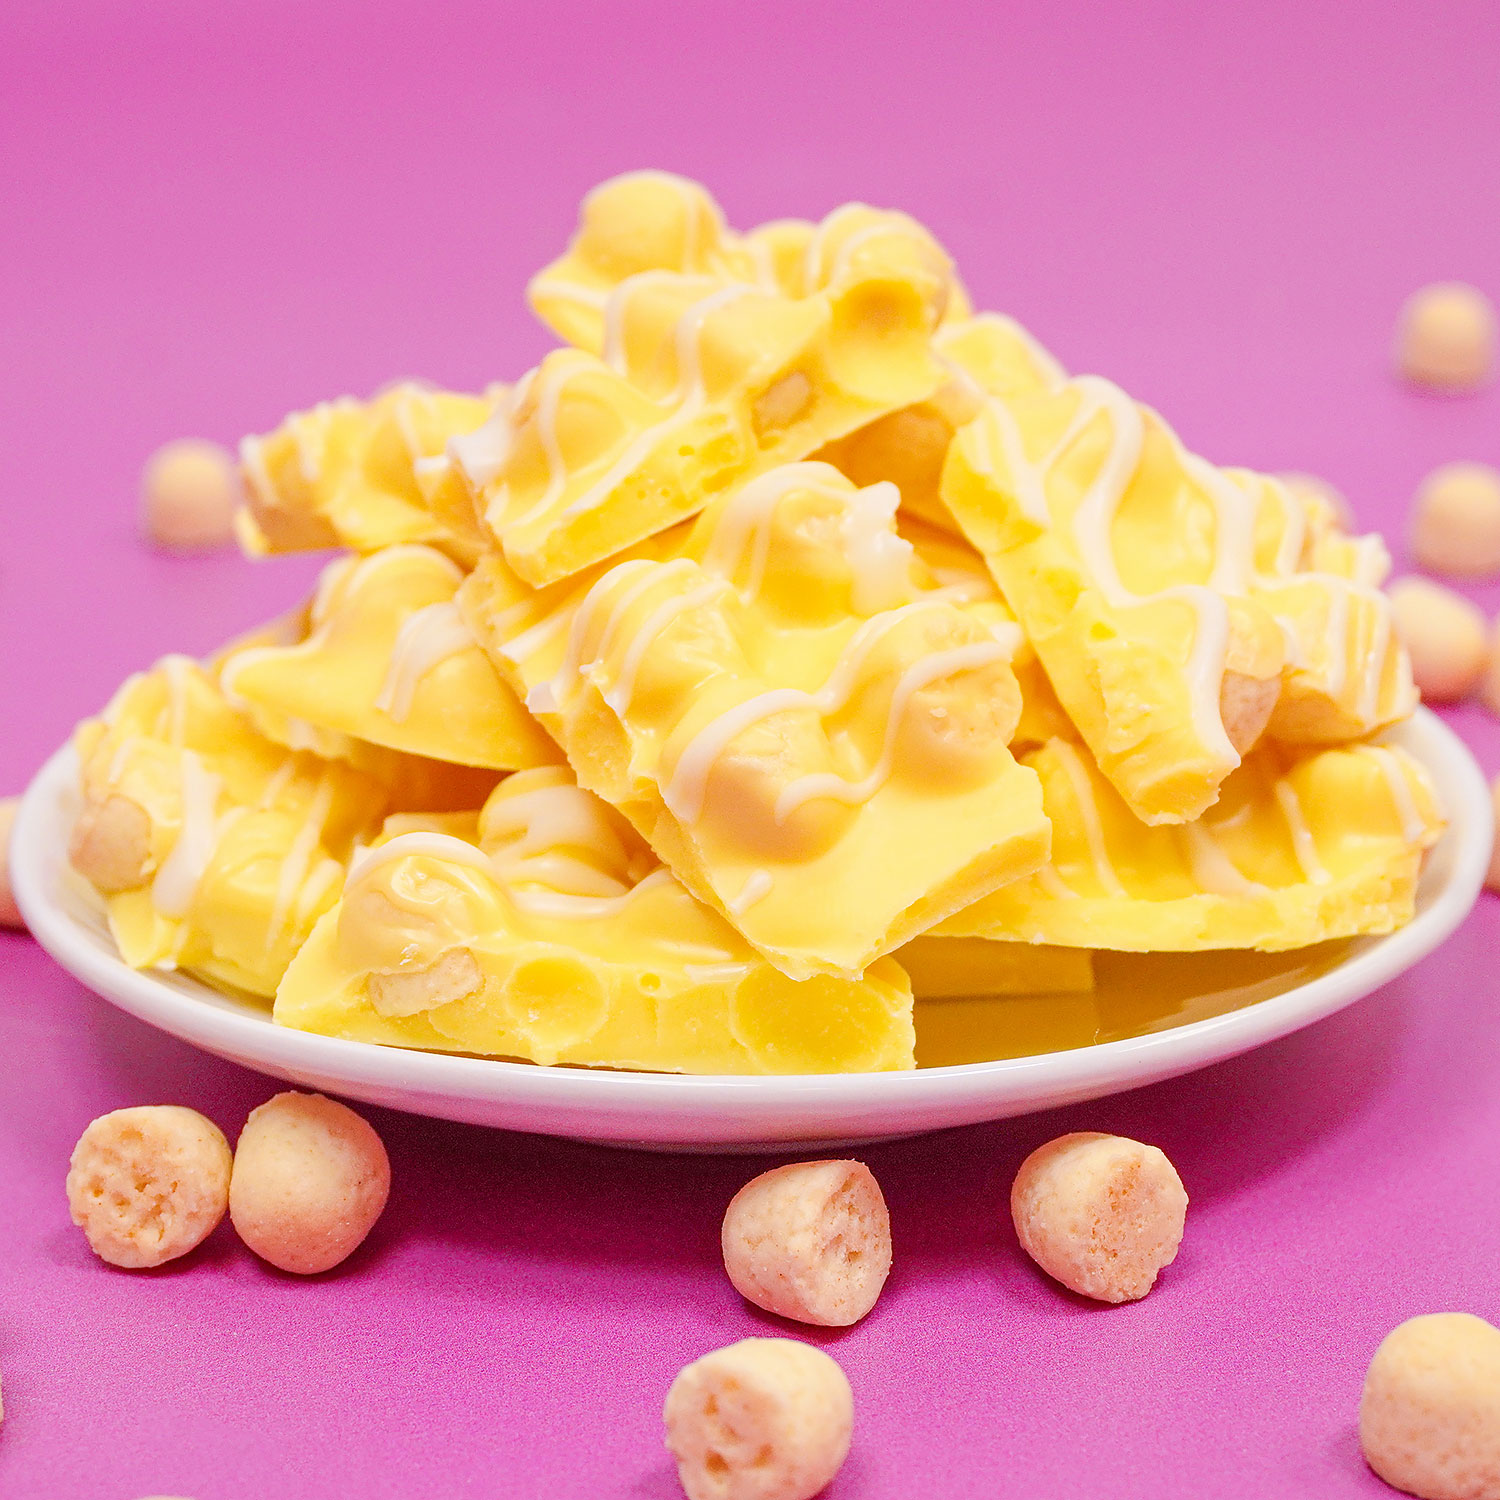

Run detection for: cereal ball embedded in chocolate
[[664, 1338, 853, 1500], [1010, 1131, 1188, 1303], [1389, 578, 1488, 703], [1411, 463, 1500, 579], [66, 1106, 232, 1268], [229, 1091, 390, 1274], [1396, 283, 1496, 393], [1360, 1313, 1500, 1500], [140, 439, 239, 552], [721, 1159, 892, 1327]]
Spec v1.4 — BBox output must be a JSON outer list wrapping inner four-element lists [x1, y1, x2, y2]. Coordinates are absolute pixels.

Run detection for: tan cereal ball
[[0, 797, 23, 929], [721, 1159, 892, 1328], [229, 1091, 390, 1274], [1411, 463, 1500, 579], [1389, 578, 1488, 703], [140, 438, 239, 552], [1396, 283, 1496, 393], [664, 1337, 853, 1500], [1359, 1312, 1500, 1500], [1010, 1131, 1188, 1303], [66, 1106, 232, 1268]]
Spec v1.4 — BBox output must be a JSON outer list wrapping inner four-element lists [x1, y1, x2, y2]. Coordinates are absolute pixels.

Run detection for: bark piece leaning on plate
[[935, 733, 1444, 952], [471, 460, 1050, 981], [275, 766, 915, 1074]]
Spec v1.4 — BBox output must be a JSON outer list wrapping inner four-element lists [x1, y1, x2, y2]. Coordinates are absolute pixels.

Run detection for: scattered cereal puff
[[66, 1106, 232, 1268], [1010, 1132, 1187, 1303], [1389, 579, 1488, 703], [1360, 1313, 1500, 1500], [721, 1160, 891, 1328], [664, 1338, 853, 1500], [229, 1092, 390, 1274], [140, 439, 239, 552], [1411, 464, 1500, 579], [0, 797, 22, 929], [1488, 779, 1500, 895], [1396, 283, 1496, 393]]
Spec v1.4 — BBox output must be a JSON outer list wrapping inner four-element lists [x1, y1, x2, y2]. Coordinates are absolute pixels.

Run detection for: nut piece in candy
[[140, 438, 240, 552], [1396, 283, 1496, 393], [664, 1337, 853, 1500], [721, 1159, 892, 1327], [229, 1091, 390, 1274], [1411, 463, 1500, 579], [1010, 1131, 1188, 1303], [0, 797, 22, 929], [1359, 1312, 1500, 1500], [68, 793, 152, 893], [1389, 578, 1487, 704], [66, 1106, 232, 1268]]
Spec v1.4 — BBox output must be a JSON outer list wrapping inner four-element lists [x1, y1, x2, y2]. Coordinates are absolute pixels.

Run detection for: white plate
[[13, 711, 1492, 1151]]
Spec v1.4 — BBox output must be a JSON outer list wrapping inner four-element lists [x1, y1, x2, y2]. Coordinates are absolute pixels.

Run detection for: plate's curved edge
[[12, 710, 1492, 1147]]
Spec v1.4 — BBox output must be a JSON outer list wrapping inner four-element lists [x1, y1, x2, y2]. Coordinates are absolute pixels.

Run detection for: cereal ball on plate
[[721, 1159, 891, 1328], [1410, 463, 1500, 578], [0, 796, 23, 929], [66, 1106, 232, 1268], [664, 1337, 853, 1500], [1359, 1312, 1500, 1499], [1011, 1132, 1188, 1303], [140, 438, 239, 552], [1396, 282, 1496, 393], [1389, 578, 1488, 703], [229, 1091, 390, 1274]]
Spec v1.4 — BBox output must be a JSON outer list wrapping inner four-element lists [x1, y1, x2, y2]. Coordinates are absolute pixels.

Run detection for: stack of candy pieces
[[66, 171, 1446, 1075]]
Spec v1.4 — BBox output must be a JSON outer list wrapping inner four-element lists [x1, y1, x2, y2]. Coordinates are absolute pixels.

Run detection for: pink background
[[4, 2, 1500, 1495]]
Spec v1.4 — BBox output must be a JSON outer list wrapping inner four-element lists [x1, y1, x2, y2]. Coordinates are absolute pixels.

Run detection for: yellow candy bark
[[484, 461, 1050, 980], [218, 545, 559, 772], [936, 736, 1444, 951], [275, 769, 915, 1073], [895, 936, 1094, 997]]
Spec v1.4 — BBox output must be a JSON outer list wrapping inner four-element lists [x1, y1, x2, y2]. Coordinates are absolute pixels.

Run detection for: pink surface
[[3, 2, 1500, 1495]]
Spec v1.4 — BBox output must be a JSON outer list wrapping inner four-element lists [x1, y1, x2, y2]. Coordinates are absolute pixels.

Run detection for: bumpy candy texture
[[663, 1337, 854, 1500], [276, 768, 916, 1072], [65, 171, 1446, 1076]]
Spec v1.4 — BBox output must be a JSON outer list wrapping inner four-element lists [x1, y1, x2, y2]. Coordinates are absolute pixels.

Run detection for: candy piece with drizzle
[[935, 734, 1444, 952], [218, 544, 560, 772], [461, 237, 954, 588], [237, 381, 501, 564], [68, 657, 390, 997], [942, 374, 1290, 824], [275, 767, 916, 1074], [480, 460, 1050, 981]]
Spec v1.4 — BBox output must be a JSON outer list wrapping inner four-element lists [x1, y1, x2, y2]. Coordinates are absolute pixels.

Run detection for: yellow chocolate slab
[[485, 461, 1050, 980], [238, 383, 498, 563], [936, 735, 1444, 951], [276, 770, 915, 1073], [218, 545, 559, 772], [72, 658, 389, 996], [462, 248, 953, 587]]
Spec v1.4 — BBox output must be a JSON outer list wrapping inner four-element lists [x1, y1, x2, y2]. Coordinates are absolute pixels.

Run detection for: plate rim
[[13, 709, 1492, 1142]]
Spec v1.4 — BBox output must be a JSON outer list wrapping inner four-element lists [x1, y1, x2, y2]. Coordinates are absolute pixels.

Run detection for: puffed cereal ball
[[229, 1091, 390, 1274], [664, 1338, 853, 1500], [1010, 1132, 1188, 1303], [66, 1106, 232, 1268], [1411, 463, 1500, 579], [1389, 578, 1488, 703], [0, 796, 23, 929], [1359, 1313, 1500, 1499], [140, 438, 239, 552], [1396, 283, 1496, 393], [721, 1160, 892, 1328]]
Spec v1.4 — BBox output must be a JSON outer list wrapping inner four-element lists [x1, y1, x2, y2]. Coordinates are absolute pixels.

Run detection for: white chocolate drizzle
[[1274, 780, 1332, 886], [374, 600, 475, 723], [727, 869, 774, 916], [1049, 740, 1128, 898], [150, 750, 224, 919]]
